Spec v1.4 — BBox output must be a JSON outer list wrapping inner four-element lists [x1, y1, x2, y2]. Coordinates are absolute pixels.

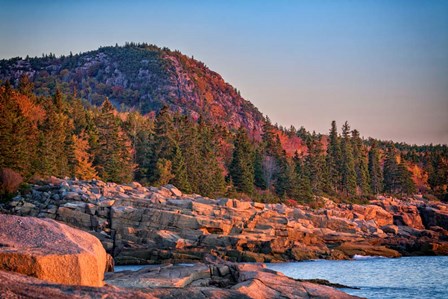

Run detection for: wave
[[352, 255, 387, 260]]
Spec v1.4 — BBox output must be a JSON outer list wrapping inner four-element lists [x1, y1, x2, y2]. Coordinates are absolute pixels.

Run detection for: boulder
[[0, 214, 107, 287]]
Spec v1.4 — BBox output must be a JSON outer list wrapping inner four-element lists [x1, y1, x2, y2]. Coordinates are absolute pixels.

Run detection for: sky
[[1, 0, 447, 145]]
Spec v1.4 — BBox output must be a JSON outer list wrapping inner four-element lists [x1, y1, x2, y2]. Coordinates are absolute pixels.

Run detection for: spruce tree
[[35, 93, 72, 177], [253, 148, 267, 190], [196, 121, 226, 196], [368, 141, 383, 194], [305, 133, 327, 194], [293, 151, 313, 203], [397, 161, 416, 195], [178, 116, 202, 192], [340, 122, 357, 196], [383, 145, 399, 193], [146, 106, 177, 184], [170, 144, 191, 193], [274, 151, 294, 198], [230, 127, 255, 194], [352, 129, 370, 194], [95, 98, 134, 183], [326, 121, 342, 193]]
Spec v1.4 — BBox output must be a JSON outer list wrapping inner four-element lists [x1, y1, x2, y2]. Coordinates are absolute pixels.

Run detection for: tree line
[[1, 79, 447, 202]]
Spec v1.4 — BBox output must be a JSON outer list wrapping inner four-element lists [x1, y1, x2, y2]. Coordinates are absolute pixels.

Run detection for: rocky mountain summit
[[0, 44, 264, 133], [2, 178, 447, 266]]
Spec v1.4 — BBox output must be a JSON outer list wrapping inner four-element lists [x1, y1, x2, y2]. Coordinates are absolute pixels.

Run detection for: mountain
[[0, 43, 264, 135], [0, 43, 447, 201]]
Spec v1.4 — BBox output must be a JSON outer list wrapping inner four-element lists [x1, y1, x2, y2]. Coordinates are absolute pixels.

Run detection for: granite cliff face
[[2, 178, 447, 266]]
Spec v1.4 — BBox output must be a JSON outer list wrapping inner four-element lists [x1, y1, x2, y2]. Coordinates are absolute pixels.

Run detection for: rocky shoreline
[[0, 214, 360, 298], [2, 178, 448, 298], [2, 178, 447, 265]]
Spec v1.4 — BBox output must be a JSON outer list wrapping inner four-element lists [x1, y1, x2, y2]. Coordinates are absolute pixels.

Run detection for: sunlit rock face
[[0, 214, 107, 287], [2, 178, 448, 265]]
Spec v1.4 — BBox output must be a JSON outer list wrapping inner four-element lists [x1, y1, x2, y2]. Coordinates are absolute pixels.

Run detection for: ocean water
[[266, 256, 448, 299], [114, 257, 448, 298]]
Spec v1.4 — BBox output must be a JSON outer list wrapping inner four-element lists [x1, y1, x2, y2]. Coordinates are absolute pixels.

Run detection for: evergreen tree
[[397, 161, 416, 195], [368, 141, 383, 194], [326, 121, 342, 193], [274, 150, 295, 198], [35, 92, 72, 177], [94, 98, 134, 182], [340, 122, 357, 196], [229, 127, 255, 194], [351, 129, 370, 194], [305, 133, 327, 194], [293, 151, 313, 202], [383, 145, 400, 193], [196, 121, 226, 196], [146, 106, 177, 184], [178, 116, 202, 192], [170, 144, 191, 193], [253, 148, 267, 190]]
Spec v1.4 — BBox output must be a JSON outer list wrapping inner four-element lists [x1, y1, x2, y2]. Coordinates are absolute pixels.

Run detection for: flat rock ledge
[[0, 262, 361, 299]]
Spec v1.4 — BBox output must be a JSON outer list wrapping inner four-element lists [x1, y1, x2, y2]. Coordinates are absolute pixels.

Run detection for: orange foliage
[[274, 129, 307, 157], [0, 87, 46, 126], [409, 163, 429, 192]]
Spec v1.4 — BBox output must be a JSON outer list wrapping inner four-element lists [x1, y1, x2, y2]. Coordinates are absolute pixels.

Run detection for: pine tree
[[368, 141, 383, 194], [196, 122, 226, 197], [352, 129, 370, 194], [35, 92, 72, 177], [326, 121, 342, 193], [274, 151, 294, 198], [178, 116, 202, 192], [305, 133, 327, 194], [397, 161, 416, 195], [293, 151, 313, 202], [94, 98, 134, 182], [340, 122, 357, 196], [146, 106, 177, 184], [253, 148, 267, 190], [383, 145, 399, 193], [229, 127, 255, 194], [170, 144, 191, 193]]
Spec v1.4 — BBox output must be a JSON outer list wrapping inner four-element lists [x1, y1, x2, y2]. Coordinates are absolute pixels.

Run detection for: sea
[[115, 256, 448, 299], [266, 256, 448, 299]]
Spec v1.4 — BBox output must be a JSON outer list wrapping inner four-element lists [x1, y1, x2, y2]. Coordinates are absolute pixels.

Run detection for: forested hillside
[[0, 44, 447, 203]]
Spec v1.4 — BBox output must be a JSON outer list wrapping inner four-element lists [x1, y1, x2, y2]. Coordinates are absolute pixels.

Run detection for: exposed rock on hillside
[[2, 178, 447, 265], [0, 214, 107, 287], [0, 45, 264, 134]]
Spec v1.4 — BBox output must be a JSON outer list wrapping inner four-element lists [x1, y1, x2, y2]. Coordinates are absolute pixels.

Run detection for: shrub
[[0, 168, 23, 199]]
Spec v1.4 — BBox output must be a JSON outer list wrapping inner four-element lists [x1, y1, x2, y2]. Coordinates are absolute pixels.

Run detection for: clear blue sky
[[1, 0, 447, 145]]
